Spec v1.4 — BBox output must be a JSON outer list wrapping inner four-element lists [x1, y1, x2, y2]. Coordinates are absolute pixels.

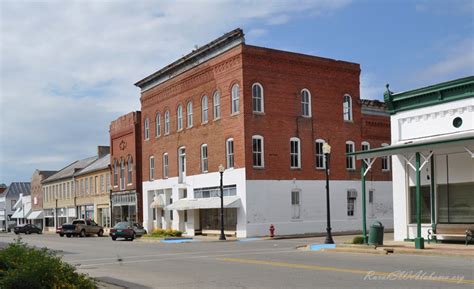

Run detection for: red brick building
[[109, 111, 143, 224], [136, 29, 392, 237]]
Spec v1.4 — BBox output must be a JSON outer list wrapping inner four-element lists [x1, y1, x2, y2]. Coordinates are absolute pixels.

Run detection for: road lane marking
[[217, 257, 474, 286]]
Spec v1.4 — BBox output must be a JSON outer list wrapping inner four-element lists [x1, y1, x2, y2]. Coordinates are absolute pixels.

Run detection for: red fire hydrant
[[269, 224, 275, 238]]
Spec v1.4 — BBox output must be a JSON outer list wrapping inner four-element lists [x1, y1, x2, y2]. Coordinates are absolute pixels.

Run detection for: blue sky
[[1, 0, 473, 184]]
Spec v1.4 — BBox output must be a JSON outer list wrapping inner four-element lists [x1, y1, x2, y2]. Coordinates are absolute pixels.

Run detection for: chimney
[[98, 146, 110, 158]]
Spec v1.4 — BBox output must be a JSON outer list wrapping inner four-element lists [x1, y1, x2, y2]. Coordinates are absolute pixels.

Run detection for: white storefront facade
[[353, 77, 474, 248], [143, 169, 392, 238]]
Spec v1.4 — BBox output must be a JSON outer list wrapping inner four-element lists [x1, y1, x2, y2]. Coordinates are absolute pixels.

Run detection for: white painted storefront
[[143, 168, 393, 238]]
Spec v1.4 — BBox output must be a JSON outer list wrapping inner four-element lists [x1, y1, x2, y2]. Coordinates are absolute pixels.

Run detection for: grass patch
[[352, 236, 365, 244], [0, 238, 96, 288], [143, 229, 183, 238]]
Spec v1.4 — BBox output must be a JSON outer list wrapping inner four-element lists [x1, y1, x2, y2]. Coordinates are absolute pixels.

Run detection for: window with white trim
[[252, 135, 264, 168], [361, 141, 370, 151], [346, 141, 356, 170], [291, 190, 301, 219], [164, 111, 170, 135], [201, 144, 208, 173], [187, 101, 193, 128], [301, 89, 311, 117], [226, 138, 234, 168], [213, 91, 220, 119], [201, 95, 208, 123], [127, 157, 133, 184], [149, 156, 154, 180], [155, 113, 161, 137], [144, 118, 149, 140], [113, 160, 118, 186], [252, 83, 264, 113], [381, 143, 390, 171], [163, 153, 169, 178], [120, 159, 125, 189], [231, 84, 240, 114], [177, 105, 183, 130], [290, 137, 301, 169], [315, 139, 325, 169], [343, 94, 353, 121]]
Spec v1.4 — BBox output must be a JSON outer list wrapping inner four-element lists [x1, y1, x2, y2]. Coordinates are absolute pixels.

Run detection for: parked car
[[56, 226, 64, 236], [14, 224, 42, 235], [110, 222, 147, 241], [61, 219, 104, 238]]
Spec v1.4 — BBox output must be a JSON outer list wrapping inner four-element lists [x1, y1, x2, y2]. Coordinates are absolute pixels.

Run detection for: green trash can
[[368, 221, 384, 245]]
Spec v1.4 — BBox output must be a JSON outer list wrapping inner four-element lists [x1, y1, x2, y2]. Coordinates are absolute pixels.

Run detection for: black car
[[110, 222, 147, 241], [14, 224, 42, 235]]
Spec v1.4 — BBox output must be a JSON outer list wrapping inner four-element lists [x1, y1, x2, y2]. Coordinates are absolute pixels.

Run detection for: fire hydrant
[[269, 224, 275, 238]]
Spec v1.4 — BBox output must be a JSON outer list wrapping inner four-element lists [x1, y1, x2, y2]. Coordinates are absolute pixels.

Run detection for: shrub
[[145, 229, 183, 238], [352, 236, 365, 244], [0, 238, 96, 289]]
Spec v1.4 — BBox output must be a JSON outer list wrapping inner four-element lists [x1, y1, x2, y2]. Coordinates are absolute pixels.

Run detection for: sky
[[1, 0, 473, 184]]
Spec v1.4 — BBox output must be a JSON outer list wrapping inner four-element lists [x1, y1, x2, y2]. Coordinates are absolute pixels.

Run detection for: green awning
[[348, 131, 474, 160]]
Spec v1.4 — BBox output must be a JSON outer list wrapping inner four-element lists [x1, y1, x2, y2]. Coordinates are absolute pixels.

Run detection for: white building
[[0, 182, 31, 230], [353, 76, 473, 248], [11, 194, 32, 225]]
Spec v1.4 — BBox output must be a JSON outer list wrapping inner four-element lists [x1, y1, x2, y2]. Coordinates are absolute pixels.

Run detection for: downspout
[[430, 153, 436, 238]]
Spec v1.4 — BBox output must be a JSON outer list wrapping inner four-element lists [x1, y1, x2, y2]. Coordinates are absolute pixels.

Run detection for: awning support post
[[415, 152, 425, 249], [430, 153, 436, 239], [361, 160, 367, 244]]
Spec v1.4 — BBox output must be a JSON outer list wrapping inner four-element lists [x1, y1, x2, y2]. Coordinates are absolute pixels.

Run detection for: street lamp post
[[323, 142, 334, 244], [218, 164, 226, 241]]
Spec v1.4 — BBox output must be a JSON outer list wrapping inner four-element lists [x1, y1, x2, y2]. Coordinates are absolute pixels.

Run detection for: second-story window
[[144, 117, 150, 140], [231, 84, 240, 114], [213, 90, 221, 120], [113, 160, 118, 187], [155, 113, 161, 137], [252, 135, 264, 168], [201, 144, 208, 173], [201, 95, 208, 123], [187, 101, 193, 128], [290, 137, 301, 169], [301, 89, 311, 117], [346, 141, 356, 170], [361, 141, 370, 151], [343, 94, 353, 121], [177, 105, 183, 130], [252, 83, 264, 113], [381, 143, 390, 171], [315, 139, 325, 169], [226, 138, 234, 168], [127, 156, 133, 184], [163, 153, 169, 178], [164, 111, 170, 135], [149, 156, 155, 180], [120, 159, 125, 189]]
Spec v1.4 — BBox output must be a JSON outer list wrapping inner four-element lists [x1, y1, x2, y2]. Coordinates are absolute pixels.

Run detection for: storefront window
[[438, 182, 474, 223], [409, 185, 431, 224], [199, 208, 237, 231]]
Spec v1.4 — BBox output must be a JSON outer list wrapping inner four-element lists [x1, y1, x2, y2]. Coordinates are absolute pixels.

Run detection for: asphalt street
[[0, 233, 472, 289]]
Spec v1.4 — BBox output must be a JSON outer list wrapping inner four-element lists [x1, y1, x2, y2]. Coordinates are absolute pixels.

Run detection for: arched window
[[315, 139, 326, 169], [120, 159, 125, 189], [345, 141, 355, 170], [164, 110, 170, 134], [177, 105, 183, 130], [187, 101, 193, 128], [231, 84, 240, 114], [201, 95, 208, 123], [252, 83, 264, 113], [213, 90, 221, 120], [343, 94, 353, 121], [127, 156, 133, 184], [155, 113, 161, 137], [113, 160, 118, 186], [144, 117, 149, 140], [252, 135, 264, 168], [361, 141, 370, 151], [381, 143, 390, 171], [201, 144, 208, 173], [301, 89, 311, 117], [290, 137, 301, 168]]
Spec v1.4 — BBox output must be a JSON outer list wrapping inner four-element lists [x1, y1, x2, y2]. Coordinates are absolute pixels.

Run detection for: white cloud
[[0, 0, 351, 182], [360, 72, 383, 100]]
